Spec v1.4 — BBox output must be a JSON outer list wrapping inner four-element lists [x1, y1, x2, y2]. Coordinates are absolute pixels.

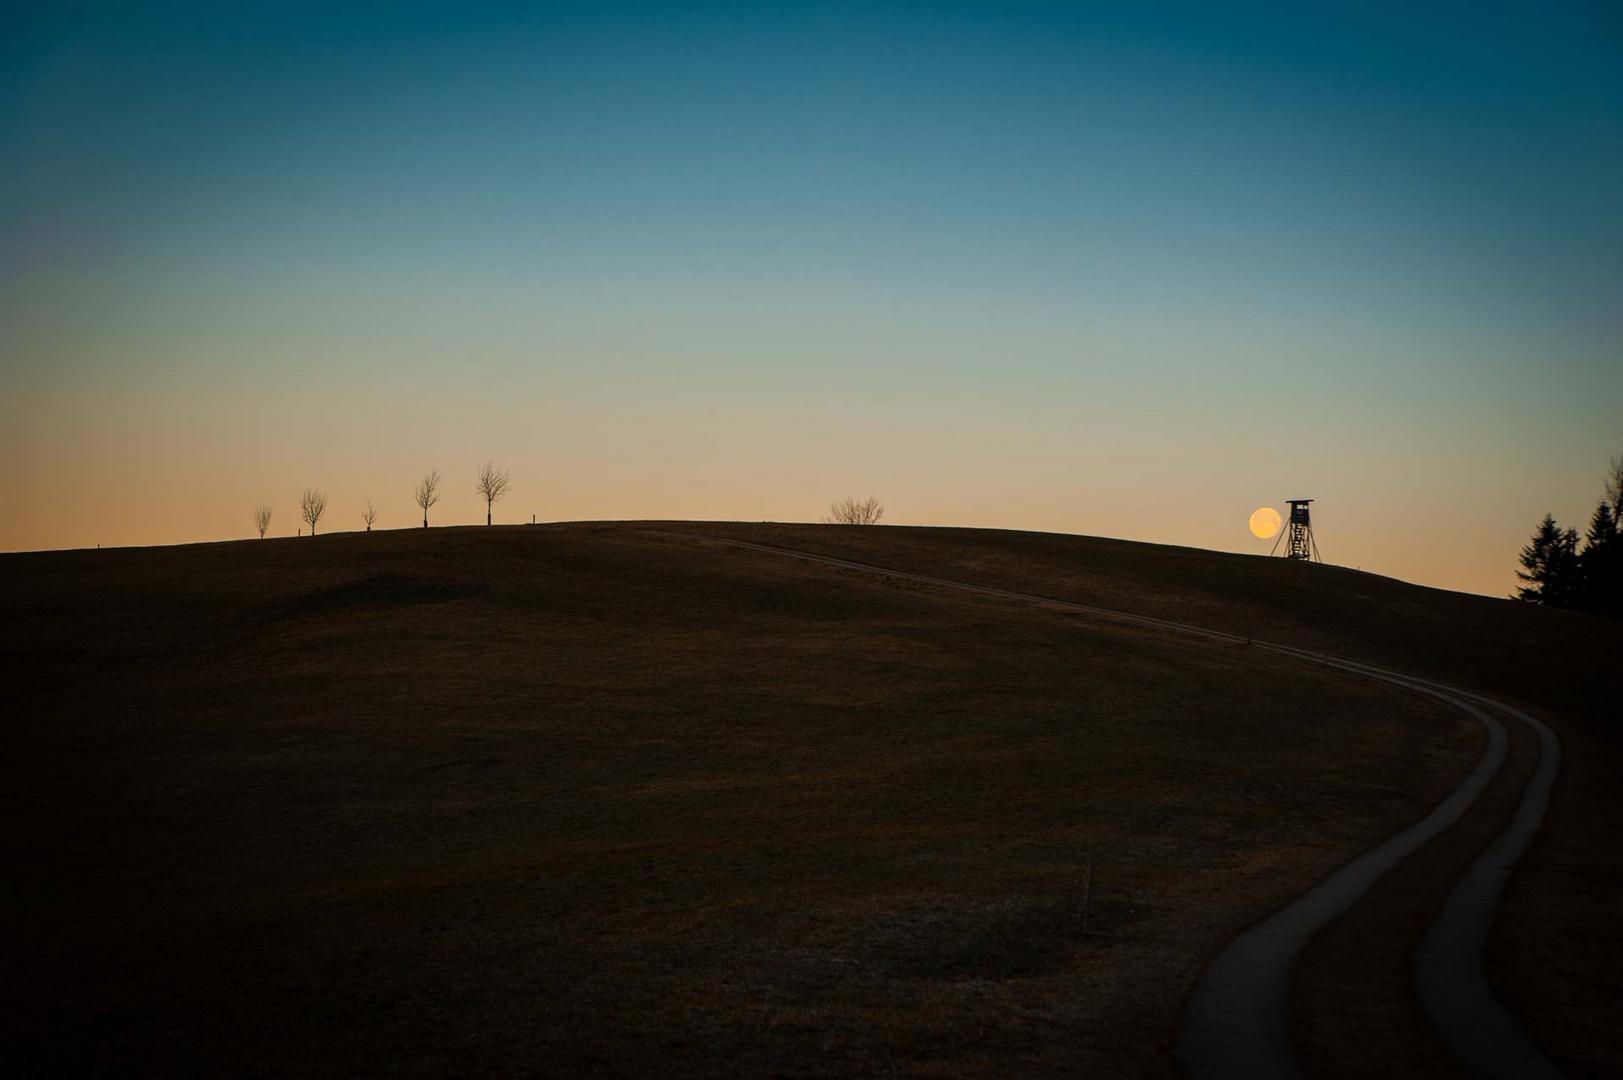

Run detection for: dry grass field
[[3, 522, 1618, 1076]]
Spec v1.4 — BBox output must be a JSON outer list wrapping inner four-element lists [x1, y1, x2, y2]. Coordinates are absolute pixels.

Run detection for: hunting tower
[[1283, 499, 1319, 561]]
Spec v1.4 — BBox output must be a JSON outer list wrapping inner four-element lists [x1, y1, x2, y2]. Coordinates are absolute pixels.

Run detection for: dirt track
[[678, 533, 1565, 1079]]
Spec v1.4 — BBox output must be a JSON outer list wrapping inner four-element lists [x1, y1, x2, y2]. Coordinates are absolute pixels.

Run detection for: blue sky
[[4, 2, 1621, 593]]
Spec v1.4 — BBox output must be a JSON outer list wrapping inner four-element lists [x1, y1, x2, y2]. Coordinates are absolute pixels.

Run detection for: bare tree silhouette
[[301, 489, 327, 535], [415, 470, 441, 528], [254, 505, 273, 539], [823, 496, 884, 525], [362, 501, 377, 532], [1607, 447, 1623, 514], [476, 462, 511, 526]]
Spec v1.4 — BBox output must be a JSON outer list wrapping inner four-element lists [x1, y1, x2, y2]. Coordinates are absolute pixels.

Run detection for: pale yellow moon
[[1249, 507, 1282, 539]]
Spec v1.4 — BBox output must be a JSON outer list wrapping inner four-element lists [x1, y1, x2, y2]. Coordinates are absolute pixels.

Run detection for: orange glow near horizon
[[5, 7, 1619, 600]]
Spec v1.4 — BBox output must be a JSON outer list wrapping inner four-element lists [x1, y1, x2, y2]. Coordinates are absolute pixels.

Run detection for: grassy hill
[[3, 522, 1618, 1076]]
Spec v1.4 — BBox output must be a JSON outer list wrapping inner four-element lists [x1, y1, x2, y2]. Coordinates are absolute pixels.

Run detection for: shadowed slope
[[673, 522, 1621, 729], [672, 522, 1623, 1077], [2, 522, 1613, 1076]]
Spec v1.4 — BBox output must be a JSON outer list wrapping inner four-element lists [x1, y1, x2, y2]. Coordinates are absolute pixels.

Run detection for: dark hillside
[[1, 523, 1613, 1076], [677, 522, 1623, 730]]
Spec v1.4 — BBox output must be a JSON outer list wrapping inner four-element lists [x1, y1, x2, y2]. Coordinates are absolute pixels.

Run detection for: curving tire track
[[672, 533, 1565, 1079], [1175, 678, 1509, 1080], [1258, 654, 1566, 1079], [1412, 694, 1564, 1080]]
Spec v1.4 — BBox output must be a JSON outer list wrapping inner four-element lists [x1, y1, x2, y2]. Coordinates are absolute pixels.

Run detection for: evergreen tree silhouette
[[1579, 501, 1620, 617], [1516, 514, 1580, 607]]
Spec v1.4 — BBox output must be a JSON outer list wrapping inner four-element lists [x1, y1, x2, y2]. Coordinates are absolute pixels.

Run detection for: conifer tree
[[1579, 501, 1620, 616], [1516, 514, 1579, 607], [1514, 443, 1623, 617]]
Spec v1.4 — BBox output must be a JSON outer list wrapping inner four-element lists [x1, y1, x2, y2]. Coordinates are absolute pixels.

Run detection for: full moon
[[1249, 507, 1282, 539]]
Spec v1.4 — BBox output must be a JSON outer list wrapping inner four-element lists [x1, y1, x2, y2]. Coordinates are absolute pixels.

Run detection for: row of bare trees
[[254, 463, 513, 538], [254, 475, 883, 537]]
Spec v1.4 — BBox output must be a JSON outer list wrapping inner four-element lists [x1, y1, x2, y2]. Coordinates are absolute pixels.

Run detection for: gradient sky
[[5, 2, 1621, 596]]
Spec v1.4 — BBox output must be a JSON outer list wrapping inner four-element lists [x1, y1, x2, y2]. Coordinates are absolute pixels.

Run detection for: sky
[[4, 1, 1620, 596]]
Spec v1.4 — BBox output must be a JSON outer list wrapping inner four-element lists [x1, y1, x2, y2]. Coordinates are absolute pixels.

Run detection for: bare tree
[[823, 495, 884, 525], [254, 505, 273, 539], [415, 470, 441, 528], [1607, 446, 1623, 515], [301, 489, 327, 535], [476, 462, 511, 526], [362, 501, 377, 532]]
